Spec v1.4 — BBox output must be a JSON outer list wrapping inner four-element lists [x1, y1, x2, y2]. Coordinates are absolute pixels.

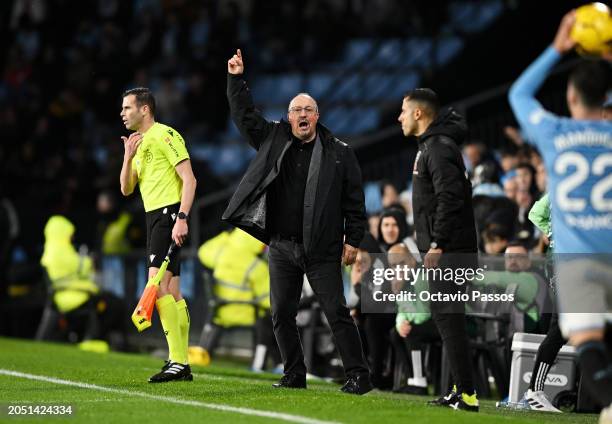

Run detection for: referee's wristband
[[178, 211, 189, 220]]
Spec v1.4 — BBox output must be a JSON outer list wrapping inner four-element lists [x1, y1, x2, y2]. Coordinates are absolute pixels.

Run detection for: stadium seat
[[372, 39, 403, 67], [251, 74, 303, 104], [435, 36, 464, 66], [326, 73, 362, 102], [467, 283, 523, 398], [448, 0, 504, 34], [342, 39, 376, 66], [403, 38, 434, 68], [363, 73, 396, 101], [35, 270, 100, 343], [394, 73, 421, 94], [305, 73, 334, 98], [197, 269, 257, 356]]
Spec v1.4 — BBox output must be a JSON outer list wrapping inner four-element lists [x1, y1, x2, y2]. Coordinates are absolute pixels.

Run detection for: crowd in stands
[[363, 125, 550, 256], [0, 0, 584, 400], [352, 127, 551, 391], [0, 0, 463, 265]]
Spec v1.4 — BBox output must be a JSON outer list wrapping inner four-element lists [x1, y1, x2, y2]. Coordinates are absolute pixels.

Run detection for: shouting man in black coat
[[224, 49, 372, 395], [398, 89, 479, 411]]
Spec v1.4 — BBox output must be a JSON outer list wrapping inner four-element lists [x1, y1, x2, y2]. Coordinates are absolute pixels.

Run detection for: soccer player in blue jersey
[[509, 11, 612, 414]]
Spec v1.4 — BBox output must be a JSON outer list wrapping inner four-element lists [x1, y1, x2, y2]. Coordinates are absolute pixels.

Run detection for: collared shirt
[[267, 134, 316, 241], [132, 122, 189, 212]]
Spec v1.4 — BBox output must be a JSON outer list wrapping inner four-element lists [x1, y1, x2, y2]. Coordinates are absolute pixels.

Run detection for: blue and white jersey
[[509, 46, 612, 254]]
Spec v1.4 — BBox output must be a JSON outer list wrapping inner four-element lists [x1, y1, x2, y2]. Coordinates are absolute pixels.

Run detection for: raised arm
[[120, 132, 142, 196], [508, 11, 575, 146], [227, 49, 273, 150]]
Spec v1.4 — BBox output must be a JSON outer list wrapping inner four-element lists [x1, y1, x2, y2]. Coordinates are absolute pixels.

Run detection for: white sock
[[251, 344, 267, 371], [409, 350, 427, 387]]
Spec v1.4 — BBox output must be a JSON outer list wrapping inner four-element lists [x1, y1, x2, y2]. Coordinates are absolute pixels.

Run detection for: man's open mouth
[[298, 121, 309, 129]]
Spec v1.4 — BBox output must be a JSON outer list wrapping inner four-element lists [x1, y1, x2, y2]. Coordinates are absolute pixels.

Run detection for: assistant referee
[[119, 87, 197, 382]]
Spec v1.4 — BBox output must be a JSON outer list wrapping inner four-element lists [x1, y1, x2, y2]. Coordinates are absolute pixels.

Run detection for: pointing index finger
[[237, 49, 242, 59]]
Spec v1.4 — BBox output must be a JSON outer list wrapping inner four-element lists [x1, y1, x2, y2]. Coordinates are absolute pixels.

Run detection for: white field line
[[0, 369, 341, 424]]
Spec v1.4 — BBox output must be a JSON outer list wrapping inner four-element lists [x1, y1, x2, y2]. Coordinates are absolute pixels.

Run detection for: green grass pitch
[[0, 337, 599, 423]]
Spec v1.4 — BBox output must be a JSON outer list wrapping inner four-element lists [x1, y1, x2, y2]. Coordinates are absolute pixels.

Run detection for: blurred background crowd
[[0, 0, 607, 401]]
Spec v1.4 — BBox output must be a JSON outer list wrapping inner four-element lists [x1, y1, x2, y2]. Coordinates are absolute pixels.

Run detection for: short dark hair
[[404, 88, 440, 116], [506, 240, 528, 251], [122, 87, 156, 116], [568, 60, 611, 109], [483, 224, 511, 243], [515, 162, 535, 176]]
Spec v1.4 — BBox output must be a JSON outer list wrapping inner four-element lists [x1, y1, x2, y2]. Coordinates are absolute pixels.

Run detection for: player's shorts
[[145, 203, 181, 276], [555, 255, 612, 337]]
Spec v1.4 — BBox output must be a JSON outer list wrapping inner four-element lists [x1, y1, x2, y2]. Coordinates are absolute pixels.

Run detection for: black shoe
[[449, 393, 479, 412], [428, 387, 459, 407], [393, 385, 428, 396], [340, 374, 373, 395], [149, 362, 193, 383], [272, 373, 306, 389]]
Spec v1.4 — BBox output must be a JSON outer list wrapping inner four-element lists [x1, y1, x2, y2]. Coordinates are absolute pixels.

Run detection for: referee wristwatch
[[178, 211, 189, 220]]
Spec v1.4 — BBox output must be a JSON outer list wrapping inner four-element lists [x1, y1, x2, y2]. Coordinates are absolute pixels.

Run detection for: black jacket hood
[[419, 107, 468, 145], [377, 208, 409, 251]]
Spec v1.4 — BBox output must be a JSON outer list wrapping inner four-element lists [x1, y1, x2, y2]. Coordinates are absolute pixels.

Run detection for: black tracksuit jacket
[[411, 108, 477, 253]]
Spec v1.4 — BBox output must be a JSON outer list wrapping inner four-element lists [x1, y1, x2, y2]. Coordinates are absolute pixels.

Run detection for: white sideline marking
[[0, 369, 340, 424]]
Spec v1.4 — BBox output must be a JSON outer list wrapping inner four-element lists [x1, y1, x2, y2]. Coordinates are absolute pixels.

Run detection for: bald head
[[388, 243, 417, 268], [289, 93, 318, 112], [388, 243, 409, 255]]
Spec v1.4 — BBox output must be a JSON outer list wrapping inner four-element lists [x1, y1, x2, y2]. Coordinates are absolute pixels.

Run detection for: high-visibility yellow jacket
[[40, 216, 99, 313], [102, 212, 132, 255], [198, 229, 269, 327]]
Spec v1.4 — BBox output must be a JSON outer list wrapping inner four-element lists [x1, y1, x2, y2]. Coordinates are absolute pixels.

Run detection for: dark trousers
[[268, 238, 370, 377], [426, 252, 476, 394], [362, 313, 395, 387], [529, 313, 566, 391]]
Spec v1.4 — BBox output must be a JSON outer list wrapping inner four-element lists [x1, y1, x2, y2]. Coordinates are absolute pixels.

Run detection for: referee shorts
[[145, 203, 181, 276]]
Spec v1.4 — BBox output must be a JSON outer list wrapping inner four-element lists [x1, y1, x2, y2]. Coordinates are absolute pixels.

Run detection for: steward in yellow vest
[[198, 229, 269, 327]]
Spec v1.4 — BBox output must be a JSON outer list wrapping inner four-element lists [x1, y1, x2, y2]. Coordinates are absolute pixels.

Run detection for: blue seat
[[327, 73, 362, 102], [435, 35, 464, 65], [343, 39, 375, 66], [276, 74, 303, 102], [250, 75, 276, 102], [323, 106, 350, 133], [251, 74, 303, 104], [324, 106, 379, 135], [394, 72, 421, 95], [403, 37, 434, 68], [306, 73, 334, 98], [351, 107, 379, 133], [448, 0, 503, 34], [363, 72, 395, 101], [372, 39, 403, 67]]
